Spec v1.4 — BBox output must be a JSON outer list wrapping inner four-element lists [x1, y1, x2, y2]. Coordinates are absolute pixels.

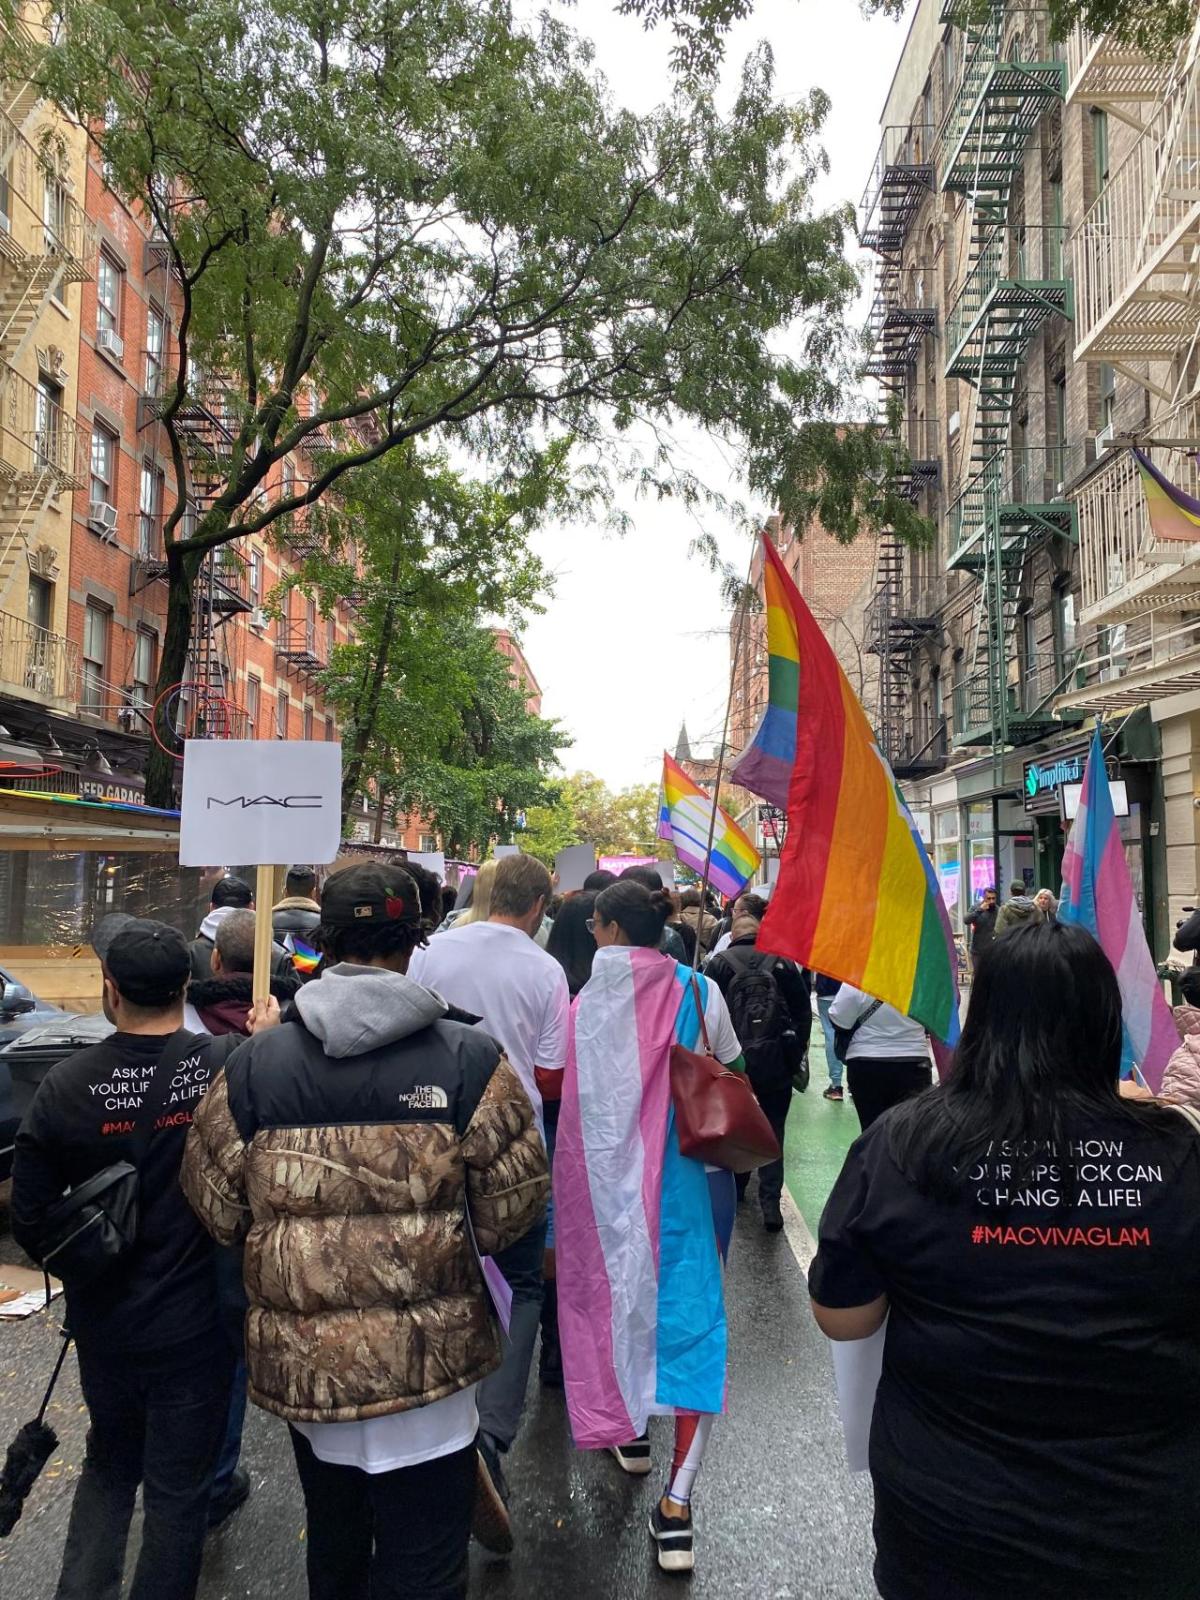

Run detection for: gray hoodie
[[294, 962, 447, 1058]]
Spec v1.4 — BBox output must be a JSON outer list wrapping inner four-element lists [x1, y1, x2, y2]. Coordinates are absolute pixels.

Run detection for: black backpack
[[725, 953, 789, 1068]]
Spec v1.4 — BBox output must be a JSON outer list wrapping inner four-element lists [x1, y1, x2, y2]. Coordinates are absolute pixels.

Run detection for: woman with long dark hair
[[554, 880, 744, 1576], [545, 893, 598, 999], [809, 921, 1200, 1600]]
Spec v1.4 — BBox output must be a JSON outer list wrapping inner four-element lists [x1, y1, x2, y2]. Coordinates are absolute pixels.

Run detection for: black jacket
[[272, 897, 321, 940], [964, 902, 999, 954], [11, 1028, 240, 1353]]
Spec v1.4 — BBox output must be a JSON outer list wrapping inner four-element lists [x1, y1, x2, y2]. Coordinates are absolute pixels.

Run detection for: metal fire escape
[[134, 360, 252, 716], [860, 123, 945, 773], [940, 0, 1074, 756]]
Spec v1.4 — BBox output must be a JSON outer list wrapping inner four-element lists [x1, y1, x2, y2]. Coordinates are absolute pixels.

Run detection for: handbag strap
[[1173, 1103, 1200, 1137], [687, 974, 713, 1055], [36, 1331, 73, 1424]]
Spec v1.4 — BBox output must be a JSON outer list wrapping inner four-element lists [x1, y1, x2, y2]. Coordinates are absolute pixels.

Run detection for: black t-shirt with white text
[[12, 1030, 237, 1353], [809, 1109, 1200, 1600]]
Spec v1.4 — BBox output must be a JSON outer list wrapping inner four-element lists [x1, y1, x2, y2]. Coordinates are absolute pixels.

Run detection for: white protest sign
[[179, 740, 343, 867], [409, 850, 446, 882], [554, 843, 596, 892], [494, 843, 520, 858]]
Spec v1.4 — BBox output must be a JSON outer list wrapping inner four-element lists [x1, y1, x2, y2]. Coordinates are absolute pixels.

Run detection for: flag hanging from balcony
[[657, 754, 760, 899], [746, 533, 960, 1045], [1059, 728, 1176, 1091], [1134, 448, 1200, 543]]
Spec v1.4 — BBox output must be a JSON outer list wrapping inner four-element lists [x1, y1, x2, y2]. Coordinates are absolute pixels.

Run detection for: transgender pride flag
[[1060, 729, 1176, 1091], [553, 947, 727, 1448]]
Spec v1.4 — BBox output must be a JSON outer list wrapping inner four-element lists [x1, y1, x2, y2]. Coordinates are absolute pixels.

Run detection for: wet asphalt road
[[0, 1197, 876, 1600]]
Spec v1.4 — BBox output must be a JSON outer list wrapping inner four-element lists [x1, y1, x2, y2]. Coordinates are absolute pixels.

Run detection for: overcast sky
[[519, 0, 912, 789]]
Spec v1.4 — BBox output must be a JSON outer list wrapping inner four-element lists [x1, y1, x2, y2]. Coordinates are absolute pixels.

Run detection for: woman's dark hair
[[1179, 966, 1200, 1008], [889, 920, 1169, 1198], [440, 884, 457, 922], [594, 881, 672, 948], [583, 869, 617, 892], [546, 893, 598, 996], [402, 861, 443, 932]]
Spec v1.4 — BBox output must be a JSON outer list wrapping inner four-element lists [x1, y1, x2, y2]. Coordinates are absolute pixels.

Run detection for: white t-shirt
[[293, 1385, 478, 1474], [408, 921, 570, 1124], [827, 984, 930, 1062]]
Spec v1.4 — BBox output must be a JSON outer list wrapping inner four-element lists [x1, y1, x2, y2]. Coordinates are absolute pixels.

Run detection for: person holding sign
[[809, 922, 1200, 1600], [182, 864, 549, 1592]]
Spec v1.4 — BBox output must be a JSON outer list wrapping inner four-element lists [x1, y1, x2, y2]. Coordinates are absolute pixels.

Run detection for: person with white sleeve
[[828, 983, 931, 1132]]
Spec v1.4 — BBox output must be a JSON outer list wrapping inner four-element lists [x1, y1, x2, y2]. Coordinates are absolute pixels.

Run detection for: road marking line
[[780, 1187, 817, 1274]]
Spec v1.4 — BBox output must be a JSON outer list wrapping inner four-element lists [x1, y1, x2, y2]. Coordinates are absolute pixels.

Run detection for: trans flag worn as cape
[[553, 946, 727, 1449], [1059, 728, 1176, 1091]]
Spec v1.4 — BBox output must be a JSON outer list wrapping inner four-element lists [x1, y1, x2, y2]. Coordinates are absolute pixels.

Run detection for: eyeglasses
[[585, 918, 596, 933]]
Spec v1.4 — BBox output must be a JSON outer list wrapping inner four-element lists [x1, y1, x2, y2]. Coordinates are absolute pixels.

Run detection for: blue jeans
[[817, 997, 843, 1089], [477, 1215, 547, 1451]]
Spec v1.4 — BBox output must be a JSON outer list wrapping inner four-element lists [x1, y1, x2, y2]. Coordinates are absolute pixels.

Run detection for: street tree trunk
[[339, 554, 403, 829], [144, 543, 206, 809]]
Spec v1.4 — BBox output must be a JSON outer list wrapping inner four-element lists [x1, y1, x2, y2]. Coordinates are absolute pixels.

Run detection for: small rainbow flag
[[1134, 448, 1200, 543], [744, 533, 960, 1044], [286, 934, 321, 975], [658, 753, 760, 900]]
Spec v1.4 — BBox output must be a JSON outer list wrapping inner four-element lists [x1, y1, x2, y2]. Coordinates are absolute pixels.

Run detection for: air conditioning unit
[[88, 500, 119, 539], [96, 327, 124, 361], [250, 606, 268, 630], [1097, 421, 1116, 451]]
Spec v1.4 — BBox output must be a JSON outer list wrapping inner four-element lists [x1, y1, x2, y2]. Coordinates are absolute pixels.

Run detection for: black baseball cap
[[211, 875, 252, 908], [103, 918, 191, 1006], [319, 863, 422, 928], [90, 912, 134, 963]]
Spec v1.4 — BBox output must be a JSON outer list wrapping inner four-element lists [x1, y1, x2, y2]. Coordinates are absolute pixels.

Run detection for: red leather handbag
[[670, 977, 782, 1174]]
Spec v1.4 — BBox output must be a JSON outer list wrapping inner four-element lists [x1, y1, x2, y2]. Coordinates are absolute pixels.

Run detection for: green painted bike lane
[[783, 1032, 860, 1241]]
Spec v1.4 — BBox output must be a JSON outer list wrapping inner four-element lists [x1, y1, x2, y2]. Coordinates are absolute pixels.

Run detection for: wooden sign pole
[[252, 862, 277, 1003]]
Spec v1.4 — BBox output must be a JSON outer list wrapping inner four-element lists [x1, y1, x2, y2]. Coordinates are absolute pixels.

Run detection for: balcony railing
[[859, 125, 935, 253], [954, 651, 1085, 745], [1065, 23, 1178, 109], [0, 360, 85, 488], [1054, 614, 1200, 716], [0, 606, 78, 706], [1072, 53, 1200, 361], [0, 112, 95, 279], [945, 224, 1070, 376], [1074, 412, 1200, 624]]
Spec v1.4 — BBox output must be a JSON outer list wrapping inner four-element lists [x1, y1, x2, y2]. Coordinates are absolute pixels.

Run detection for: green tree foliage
[[9, 0, 929, 803], [518, 790, 582, 867], [557, 772, 674, 859]]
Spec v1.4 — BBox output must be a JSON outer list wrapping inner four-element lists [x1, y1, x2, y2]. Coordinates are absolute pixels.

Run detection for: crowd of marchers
[[7, 853, 1200, 1600]]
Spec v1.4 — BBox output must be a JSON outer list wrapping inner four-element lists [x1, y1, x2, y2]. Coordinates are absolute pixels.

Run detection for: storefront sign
[[80, 774, 146, 806], [1023, 751, 1086, 812]]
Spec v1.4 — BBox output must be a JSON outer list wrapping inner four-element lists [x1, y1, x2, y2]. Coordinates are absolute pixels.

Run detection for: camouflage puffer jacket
[[181, 963, 548, 1424]]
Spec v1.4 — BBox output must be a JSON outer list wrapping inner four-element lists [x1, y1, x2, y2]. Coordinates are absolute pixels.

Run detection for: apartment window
[[145, 304, 165, 395], [35, 378, 62, 471], [249, 547, 263, 604], [246, 675, 261, 730], [420, 834, 438, 853], [276, 688, 289, 739], [0, 163, 10, 234], [102, 98, 118, 187], [89, 424, 117, 507], [138, 461, 163, 557], [281, 455, 296, 499], [325, 715, 335, 742], [1052, 370, 1067, 483], [1100, 363, 1117, 432], [27, 575, 51, 632], [82, 602, 109, 714], [132, 628, 156, 709], [96, 254, 122, 339], [306, 596, 317, 652], [1054, 588, 1077, 676], [1048, 174, 1064, 277], [1092, 108, 1110, 192], [43, 173, 69, 257], [25, 577, 52, 694], [303, 703, 314, 741]]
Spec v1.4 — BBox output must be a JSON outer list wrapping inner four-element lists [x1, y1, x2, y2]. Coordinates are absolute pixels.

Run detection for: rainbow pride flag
[[285, 934, 321, 975], [747, 534, 960, 1043], [1060, 728, 1176, 1090], [658, 753, 759, 900], [729, 539, 799, 809], [1134, 448, 1200, 543]]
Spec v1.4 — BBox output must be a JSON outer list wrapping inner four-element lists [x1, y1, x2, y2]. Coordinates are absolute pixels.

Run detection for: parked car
[[0, 1008, 114, 1186]]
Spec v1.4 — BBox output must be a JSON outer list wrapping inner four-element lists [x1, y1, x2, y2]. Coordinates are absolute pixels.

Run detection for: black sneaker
[[761, 1198, 784, 1234], [649, 1499, 695, 1573], [473, 1434, 514, 1555], [823, 1085, 844, 1102], [207, 1467, 250, 1530], [610, 1434, 652, 1475]]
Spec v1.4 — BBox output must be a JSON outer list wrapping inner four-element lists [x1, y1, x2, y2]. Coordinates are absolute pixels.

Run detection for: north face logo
[[398, 1085, 449, 1111]]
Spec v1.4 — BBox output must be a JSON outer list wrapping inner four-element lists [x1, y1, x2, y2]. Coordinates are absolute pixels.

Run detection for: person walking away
[[994, 880, 1043, 939], [272, 865, 321, 941], [709, 893, 768, 958], [706, 911, 811, 1231], [10, 921, 237, 1600], [539, 894, 600, 1387], [678, 888, 719, 957], [436, 858, 497, 933], [182, 864, 548, 1596], [408, 853, 568, 1530], [184, 908, 298, 1036], [554, 880, 744, 1574], [811, 972, 844, 1100], [809, 921, 1200, 1600], [829, 983, 931, 1132], [963, 887, 999, 973]]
